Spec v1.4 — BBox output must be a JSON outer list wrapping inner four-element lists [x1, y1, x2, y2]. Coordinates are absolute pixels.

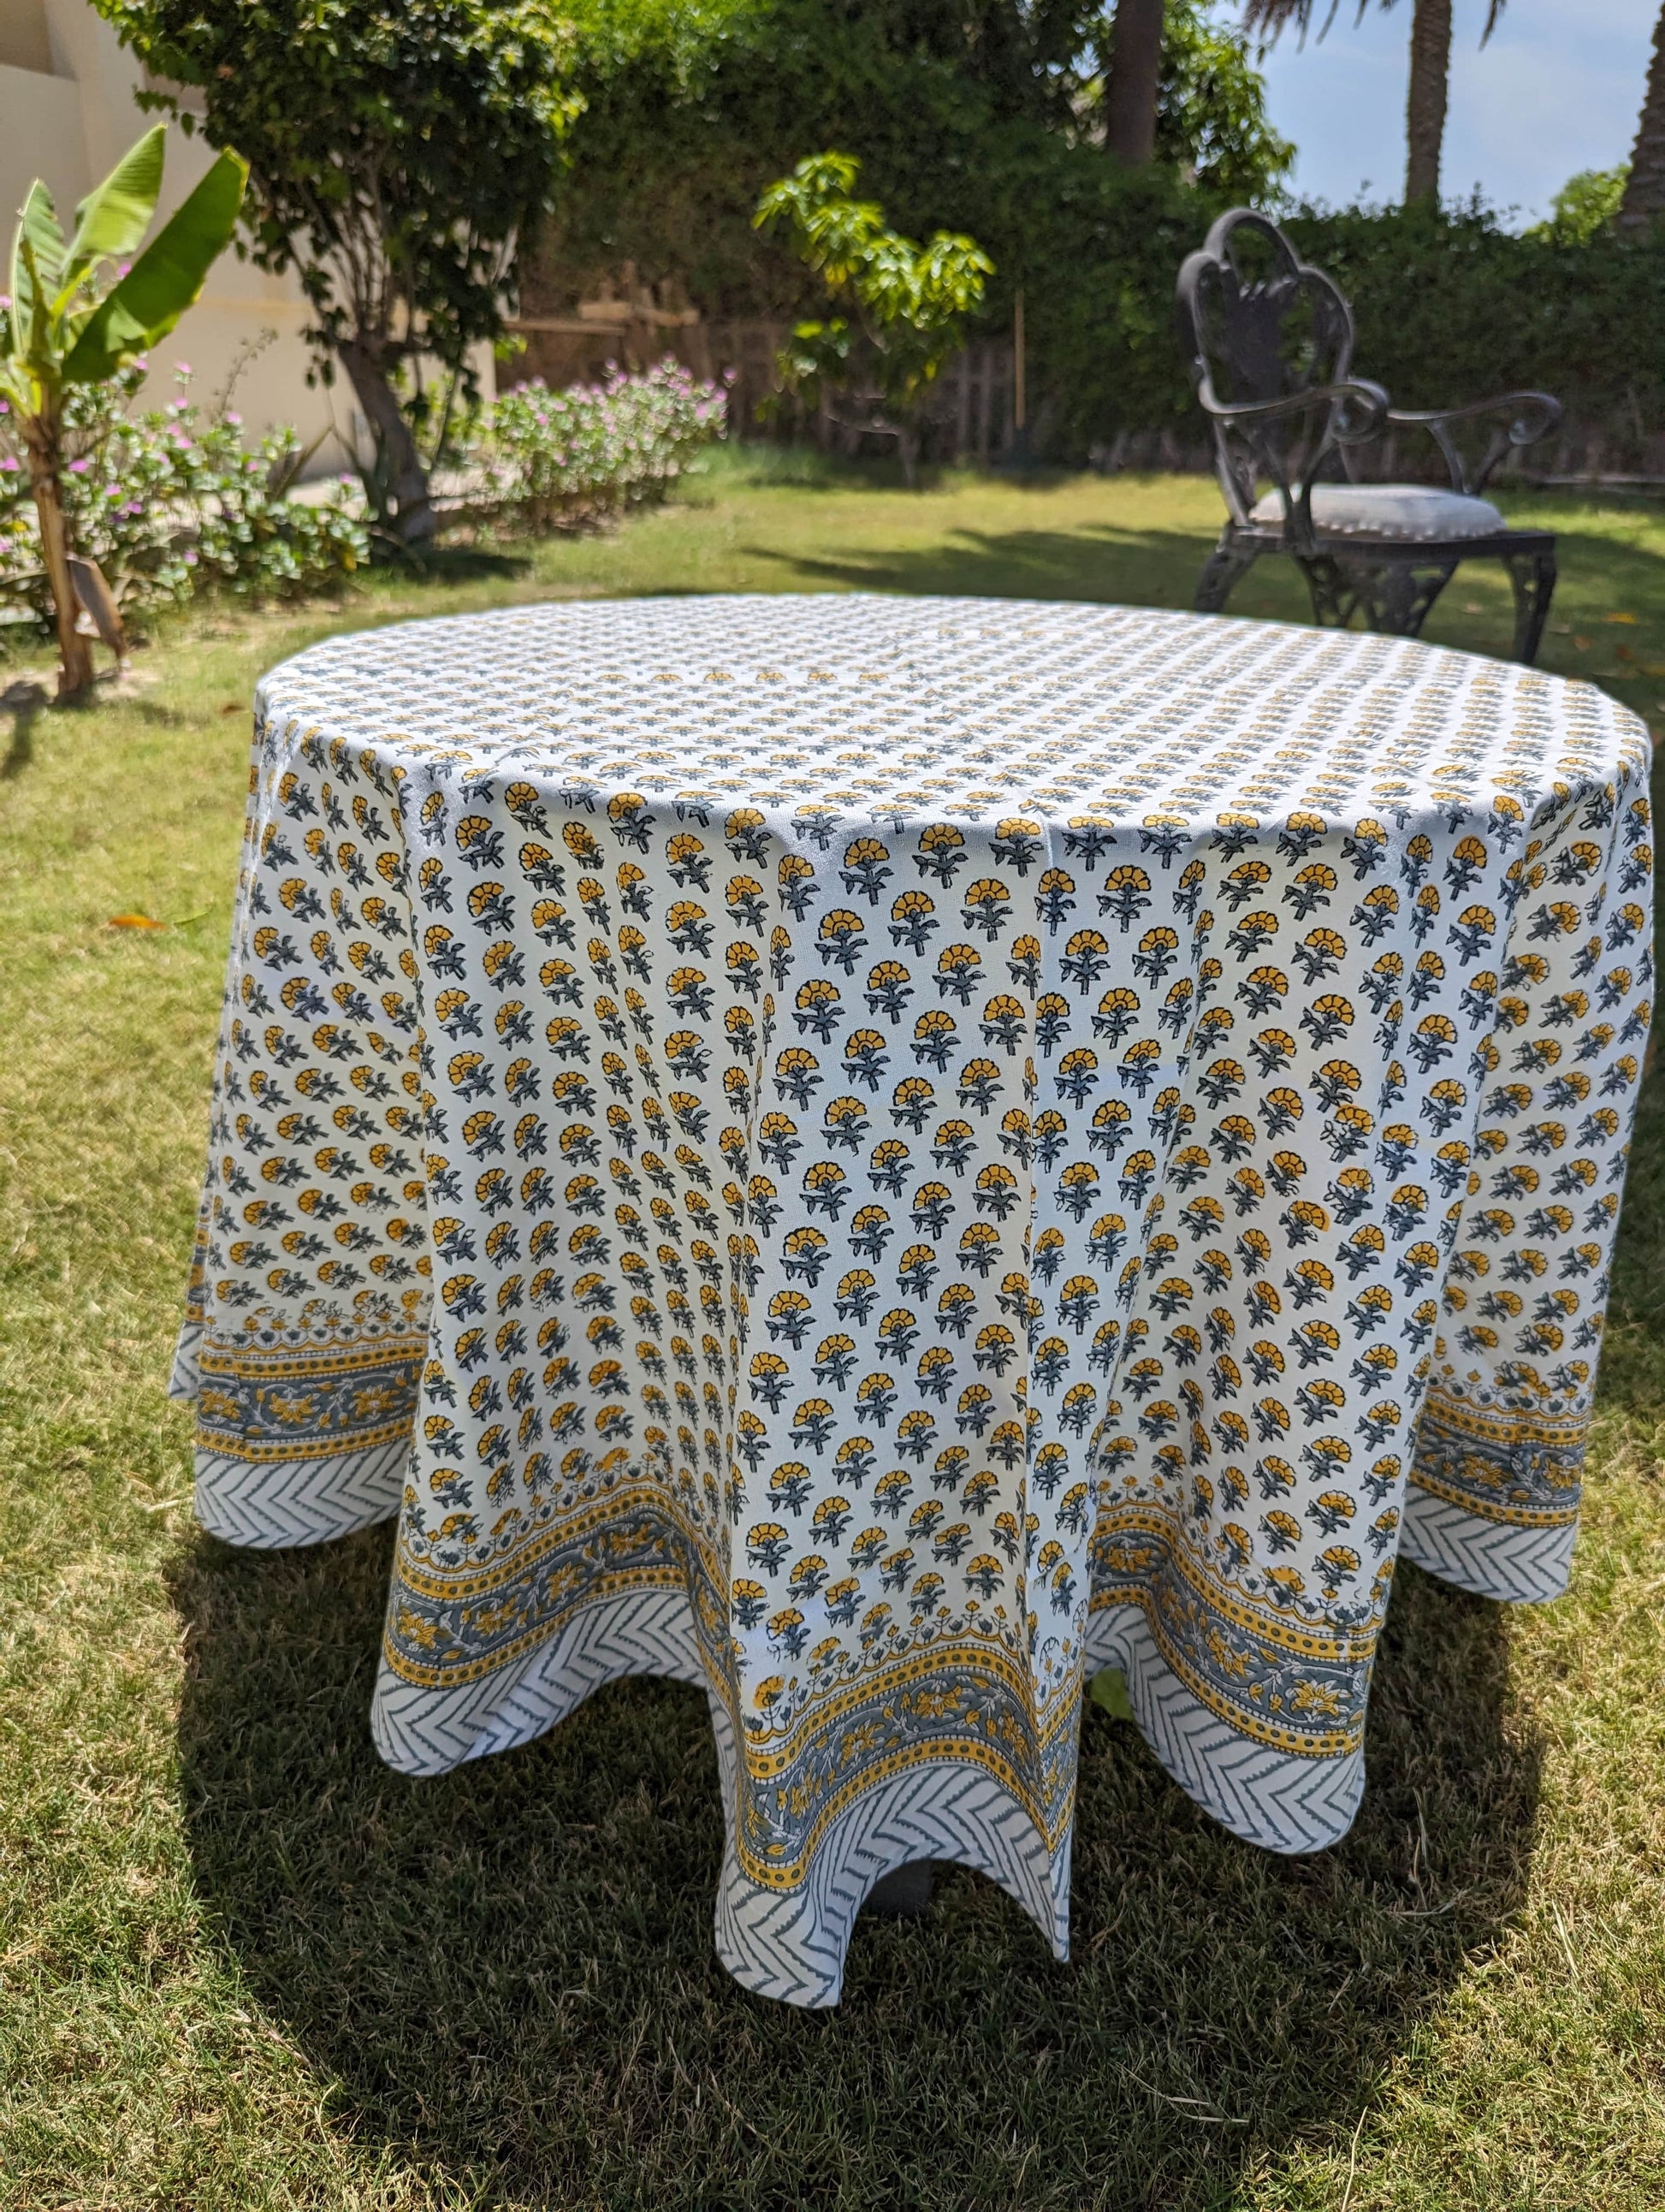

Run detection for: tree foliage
[[541, 0, 1291, 314], [1530, 167, 1629, 246], [92, 0, 580, 540], [756, 153, 992, 480], [1157, 1, 1294, 196]]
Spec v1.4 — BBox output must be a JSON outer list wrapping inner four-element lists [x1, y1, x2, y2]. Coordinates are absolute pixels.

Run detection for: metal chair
[[1176, 209, 1561, 662]]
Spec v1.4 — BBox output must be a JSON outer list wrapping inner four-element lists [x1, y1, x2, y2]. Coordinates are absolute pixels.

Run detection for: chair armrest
[[1200, 377, 1390, 446], [1196, 377, 1390, 542], [1384, 392, 1561, 492]]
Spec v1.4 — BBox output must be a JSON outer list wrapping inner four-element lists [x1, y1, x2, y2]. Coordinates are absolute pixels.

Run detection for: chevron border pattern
[[370, 1586, 707, 1776], [368, 1580, 1070, 2003], [704, 1681, 1070, 2009], [1401, 1484, 1577, 1604], [1084, 1604, 1365, 1855], [169, 1320, 204, 1402], [193, 1441, 406, 1549]]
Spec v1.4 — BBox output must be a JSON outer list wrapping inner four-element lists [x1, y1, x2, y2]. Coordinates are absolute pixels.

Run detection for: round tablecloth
[[174, 594, 1654, 2005]]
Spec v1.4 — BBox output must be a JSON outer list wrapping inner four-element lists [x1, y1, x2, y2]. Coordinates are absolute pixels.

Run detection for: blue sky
[[1246, 0, 1655, 225]]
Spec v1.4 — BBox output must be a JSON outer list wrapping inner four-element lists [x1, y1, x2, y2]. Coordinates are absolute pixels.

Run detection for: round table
[[174, 594, 1653, 2005]]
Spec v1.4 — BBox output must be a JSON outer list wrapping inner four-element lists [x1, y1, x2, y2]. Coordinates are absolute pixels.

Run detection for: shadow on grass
[[174, 1535, 1540, 2209], [745, 521, 1219, 612], [1, 678, 47, 778], [740, 513, 1665, 694], [384, 545, 535, 590]]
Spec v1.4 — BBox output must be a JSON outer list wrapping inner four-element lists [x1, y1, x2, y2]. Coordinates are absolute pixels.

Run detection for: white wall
[[0, 0, 494, 476]]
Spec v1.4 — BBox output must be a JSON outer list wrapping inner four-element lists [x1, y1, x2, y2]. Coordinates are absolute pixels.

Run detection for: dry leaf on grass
[[105, 914, 166, 931]]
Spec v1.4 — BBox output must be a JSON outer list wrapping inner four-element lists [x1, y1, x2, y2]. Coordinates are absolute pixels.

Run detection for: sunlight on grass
[[2, 460, 1663, 2209]]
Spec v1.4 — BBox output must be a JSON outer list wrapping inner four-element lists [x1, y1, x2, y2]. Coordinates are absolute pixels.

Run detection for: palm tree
[[1106, 0, 1167, 166], [1243, 1, 1505, 206], [1619, 5, 1665, 232]]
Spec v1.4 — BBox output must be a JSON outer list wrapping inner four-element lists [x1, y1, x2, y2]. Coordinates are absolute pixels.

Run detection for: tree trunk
[[1404, 0, 1452, 205], [1620, 4, 1665, 233], [337, 335, 437, 543], [1105, 0, 1165, 168], [896, 422, 919, 490], [23, 403, 94, 700]]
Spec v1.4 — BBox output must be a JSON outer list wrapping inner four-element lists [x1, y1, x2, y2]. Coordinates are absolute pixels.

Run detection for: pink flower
[[69, 457, 90, 473]]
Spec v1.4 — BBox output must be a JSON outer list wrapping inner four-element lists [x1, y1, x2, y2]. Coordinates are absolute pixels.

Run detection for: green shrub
[[755, 153, 992, 483], [1015, 183, 1665, 460], [894, 169, 1665, 460], [1281, 199, 1665, 428], [0, 365, 367, 638]]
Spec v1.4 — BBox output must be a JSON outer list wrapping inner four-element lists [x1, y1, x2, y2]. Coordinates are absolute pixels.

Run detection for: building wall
[[0, 0, 494, 476]]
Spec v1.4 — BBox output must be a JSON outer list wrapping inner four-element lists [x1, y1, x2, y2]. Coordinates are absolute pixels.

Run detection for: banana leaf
[[62, 148, 246, 386], [59, 125, 167, 305]]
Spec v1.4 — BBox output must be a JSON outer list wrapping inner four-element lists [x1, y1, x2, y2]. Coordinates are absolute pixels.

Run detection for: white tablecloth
[[174, 595, 1653, 2003]]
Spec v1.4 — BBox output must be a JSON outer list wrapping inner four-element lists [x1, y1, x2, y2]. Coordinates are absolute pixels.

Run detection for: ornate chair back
[[1176, 210, 1366, 533]]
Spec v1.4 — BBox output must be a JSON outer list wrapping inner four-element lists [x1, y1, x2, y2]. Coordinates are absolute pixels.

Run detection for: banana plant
[[1, 125, 246, 696]]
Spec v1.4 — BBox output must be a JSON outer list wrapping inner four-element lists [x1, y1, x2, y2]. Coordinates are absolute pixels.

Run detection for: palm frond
[[1240, 2, 1345, 45], [1241, 1, 1507, 45]]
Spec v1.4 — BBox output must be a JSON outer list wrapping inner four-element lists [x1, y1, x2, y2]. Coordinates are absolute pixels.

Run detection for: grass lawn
[[4, 450, 1665, 2210]]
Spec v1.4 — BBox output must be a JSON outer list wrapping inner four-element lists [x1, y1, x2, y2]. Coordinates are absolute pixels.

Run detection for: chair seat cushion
[[1247, 483, 1508, 540]]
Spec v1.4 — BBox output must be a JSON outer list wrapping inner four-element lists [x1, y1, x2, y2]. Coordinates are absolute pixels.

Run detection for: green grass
[[4, 454, 1665, 2210]]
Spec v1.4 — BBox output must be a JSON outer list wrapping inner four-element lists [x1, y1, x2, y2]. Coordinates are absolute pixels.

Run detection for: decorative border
[[1409, 1385, 1587, 1531], [387, 1488, 695, 1689], [1087, 1506, 1376, 1760], [1399, 1483, 1578, 1605], [709, 1683, 1071, 2007], [192, 1438, 409, 1549], [192, 1325, 425, 1466], [383, 1487, 1078, 1893], [1084, 1601, 1366, 1854]]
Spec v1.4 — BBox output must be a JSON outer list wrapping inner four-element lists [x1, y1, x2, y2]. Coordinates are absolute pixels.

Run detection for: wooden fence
[[507, 311, 1022, 464], [505, 309, 1665, 489]]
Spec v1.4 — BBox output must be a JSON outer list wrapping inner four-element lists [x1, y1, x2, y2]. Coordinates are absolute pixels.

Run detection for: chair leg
[[1505, 547, 1557, 665], [1301, 554, 1456, 638], [865, 1862, 934, 1916], [1195, 540, 1258, 615], [1297, 555, 1351, 629]]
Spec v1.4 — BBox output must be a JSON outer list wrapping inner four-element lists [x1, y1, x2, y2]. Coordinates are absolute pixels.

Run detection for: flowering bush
[[464, 358, 727, 534], [0, 356, 722, 643], [0, 365, 367, 638]]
